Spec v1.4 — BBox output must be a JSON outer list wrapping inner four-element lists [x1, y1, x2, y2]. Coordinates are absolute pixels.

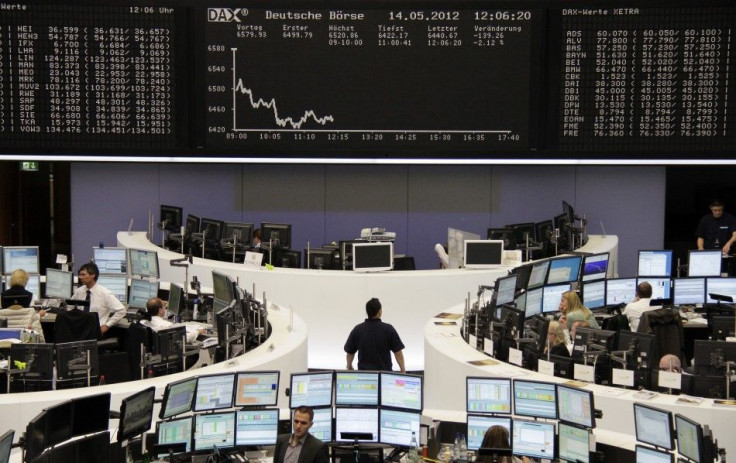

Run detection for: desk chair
[[54, 309, 101, 343], [126, 321, 154, 380], [639, 308, 686, 366]]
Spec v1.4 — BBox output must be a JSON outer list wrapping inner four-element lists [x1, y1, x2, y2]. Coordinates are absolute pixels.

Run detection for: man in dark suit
[[274, 406, 329, 463]]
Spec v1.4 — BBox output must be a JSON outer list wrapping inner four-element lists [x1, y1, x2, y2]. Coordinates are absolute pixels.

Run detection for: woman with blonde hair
[[545, 320, 570, 357], [558, 290, 599, 331], [0, 269, 45, 341]]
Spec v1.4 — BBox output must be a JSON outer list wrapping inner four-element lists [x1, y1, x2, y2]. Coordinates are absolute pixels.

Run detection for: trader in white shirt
[[622, 281, 657, 332], [144, 297, 202, 343], [72, 262, 126, 335]]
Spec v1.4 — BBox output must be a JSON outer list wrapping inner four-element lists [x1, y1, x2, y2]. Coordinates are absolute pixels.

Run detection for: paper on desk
[[676, 395, 704, 405], [467, 359, 499, 366], [435, 312, 462, 320], [434, 321, 457, 326], [632, 391, 658, 400]]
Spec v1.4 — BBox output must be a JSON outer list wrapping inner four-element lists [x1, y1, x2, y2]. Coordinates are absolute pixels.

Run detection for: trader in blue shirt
[[344, 297, 406, 372], [696, 199, 736, 254]]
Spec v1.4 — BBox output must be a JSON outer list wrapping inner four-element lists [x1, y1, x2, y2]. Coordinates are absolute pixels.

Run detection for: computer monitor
[[118, 386, 156, 442], [558, 422, 590, 463], [128, 278, 159, 309], [673, 278, 706, 306], [692, 339, 736, 376], [212, 271, 235, 304], [167, 283, 184, 317], [688, 250, 722, 277], [542, 283, 571, 313], [638, 277, 672, 300], [234, 371, 280, 407], [235, 409, 279, 446], [334, 407, 378, 443], [380, 372, 423, 411], [352, 242, 393, 272], [292, 407, 333, 442], [606, 278, 637, 305], [494, 274, 518, 306], [582, 280, 606, 310], [466, 377, 511, 414], [513, 291, 527, 315], [523, 315, 549, 354], [279, 250, 302, 268], [464, 240, 504, 268], [710, 316, 736, 340], [261, 222, 292, 249], [638, 250, 673, 277], [674, 414, 705, 463], [93, 247, 129, 274], [157, 416, 192, 454], [55, 339, 99, 381], [527, 260, 550, 289], [305, 248, 335, 270], [194, 373, 236, 412], [547, 256, 582, 285], [491, 305, 525, 338], [3, 246, 39, 274], [71, 392, 110, 437], [160, 377, 197, 419], [572, 327, 617, 359], [223, 222, 254, 246], [512, 264, 533, 291], [44, 268, 73, 299], [512, 380, 557, 419], [215, 305, 237, 349], [289, 371, 334, 408], [96, 274, 127, 303], [488, 227, 515, 250], [200, 218, 225, 242], [160, 205, 183, 232], [511, 419, 555, 460], [0, 430, 13, 463], [43, 400, 73, 450], [556, 384, 595, 428], [548, 354, 575, 379], [25, 274, 40, 305], [635, 445, 674, 463], [524, 287, 543, 318], [185, 214, 200, 236], [466, 415, 511, 451], [633, 403, 675, 450], [9, 343, 54, 381], [507, 223, 536, 247], [616, 331, 657, 370], [335, 371, 379, 406], [379, 408, 421, 448], [448, 228, 480, 269], [154, 326, 186, 361], [128, 248, 159, 279], [706, 277, 736, 303], [582, 253, 610, 282], [536, 220, 554, 246], [193, 412, 235, 451]]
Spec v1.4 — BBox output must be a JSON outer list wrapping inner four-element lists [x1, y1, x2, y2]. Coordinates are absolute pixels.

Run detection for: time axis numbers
[[217, 131, 514, 144]]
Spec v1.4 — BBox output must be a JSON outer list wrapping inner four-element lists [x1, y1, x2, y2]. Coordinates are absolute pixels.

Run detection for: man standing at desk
[[72, 262, 126, 335], [274, 406, 329, 463], [696, 199, 736, 254], [344, 297, 406, 372]]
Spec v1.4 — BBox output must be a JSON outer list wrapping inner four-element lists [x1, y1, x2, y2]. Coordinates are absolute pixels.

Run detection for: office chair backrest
[[54, 310, 101, 343]]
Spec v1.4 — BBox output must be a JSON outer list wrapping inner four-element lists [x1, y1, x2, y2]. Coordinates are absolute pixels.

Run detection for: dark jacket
[[274, 433, 329, 463], [638, 308, 685, 363]]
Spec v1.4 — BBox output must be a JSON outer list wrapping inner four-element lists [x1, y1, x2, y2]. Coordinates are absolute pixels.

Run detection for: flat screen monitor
[[9, 343, 54, 381], [542, 283, 571, 313], [674, 414, 704, 463], [524, 287, 543, 318], [524, 315, 550, 353], [93, 247, 128, 274], [581, 253, 610, 282], [223, 222, 254, 246], [495, 274, 517, 306], [638, 277, 672, 300], [448, 228, 480, 269], [512, 380, 557, 419], [638, 250, 673, 277], [633, 403, 675, 450], [335, 371, 379, 406], [352, 242, 393, 272], [582, 280, 606, 310], [572, 328, 617, 359], [44, 400, 73, 450], [379, 408, 421, 448], [128, 278, 159, 309], [289, 371, 334, 408], [305, 248, 334, 270], [380, 372, 423, 412], [616, 331, 657, 370], [200, 218, 225, 242], [157, 416, 192, 454], [673, 278, 706, 306], [167, 282, 184, 317], [548, 354, 575, 379], [606, 278, 637, 305], [547, 256, 582, 285], [292, 407, 333, 443], [3, 246, 39, 274], [235, 409, 279, 446], [527, 260, 550, 289], [711, 316, 736, 340], [492, 305, 525, 337], [706, 277, 736, 303], [194, 373, 236, 412], [508, 223, 536, 246], [234, 371, 280, 407], [466, 377, 511, 414], [511, 419, 555, 460], [692, 339, 736, 376], [512, 264, 533, 291], [96, 274, 127, 303], [185, 214, 200, 236], [0, 430, 13, 463], [118, 386, 156, 442], [279, 250, 302, 268], [464, 240, 504, 268], [558, 422, 590, 463], [334, 407, 378, 443], [466, 415, 511, 451], [688, 250, 723, 277], [261, 222, 292, 249], [488, 227, 515, 250], [212, 271, 235, 304], [160, 377, 197, 419], [44, 268, 73, 299], [193, 412, 235, 451], [25, 411, 47, 462], [536, 220, 554, 245], [635, 445, 674, 463], [128, 248, 159, 279], [26, 274, 41, 305], [160, 205, 183, 232], [556, 384, 595, 428], [513, 291, 527, 315]]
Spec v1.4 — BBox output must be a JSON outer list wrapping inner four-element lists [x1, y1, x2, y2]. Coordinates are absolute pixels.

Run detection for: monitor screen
[[556, 384, 595, 428], [44, 400, 73, 450], [524, 288, 543, 318], [511, 419, 555, 460], [633, 403, 674, 450], [558, 423, 590, 463], [194, 373, 236, 412], [379, 408, 421, 448], [194, 412, 235, 451], [335, 371, 379, 406], [292, 407, 333, 443], [637, 277, 672, 300], [581, 253, 609, 282], [547, 256, 582, 285], [495, 274, 517, 306], [200, 218, 225, 242], [674, 414, 704, 463], [513, 291, 527, 315], [527, 260, 550, 289], [635, 445, 674, 463], [688, 250, 722, 277], [289, 371, 334, 408], [706, 277, 736, 303], [464, 240, 504, 268], [167, 283, 184, 317], [234, 371, 280, 408], [185, 215, 201, 236], [157, 416, 192, 454], [223, 222, 254, 246], [711, 316, 736, 340], [160, 377, 197, 419], [352, 242, 393, 272], [466, 377, 511, 414], [118, 386, 156, 442], [305, 248, 334, 270], [582, 280, 606, 310], [508, 223, 536, 246], [466, 415, 511, 451], [381, 372, 423, 411], [160, 205, 183, 232], [235, 409, 279, 446], [673, 278, 706, 306], [128, 248, 159, 279], [0, 430, 13, 463], [212, 271, 235, 304], [45, 268, 73, 299], [261, 222, 292, 249], [512, 264, 533, 291], [606, 278, 637, 305], [96, 274, 127, 303], [93, 247, 128, 274], [3, 246, 39, 274], [542, 284, 571, 313], [128, 278, 159, 309], [638, 250, 673, 277], [334, 407, 378, 443], [72, 392, 110, 437], [25, 274, 41, 305], [512, 380, 557, 419]]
